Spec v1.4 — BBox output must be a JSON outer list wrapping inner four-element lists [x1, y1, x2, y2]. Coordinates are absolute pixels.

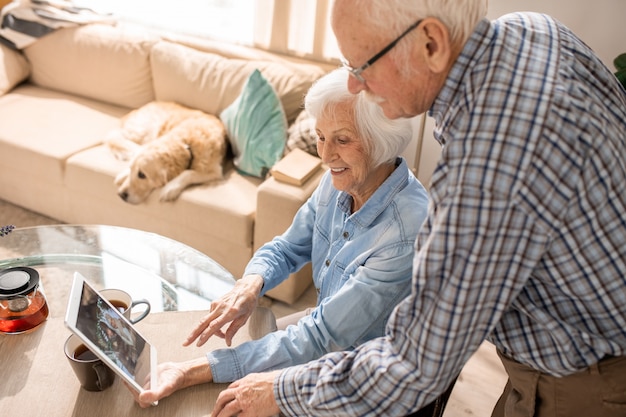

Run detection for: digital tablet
[[65, 272, 157, 398]]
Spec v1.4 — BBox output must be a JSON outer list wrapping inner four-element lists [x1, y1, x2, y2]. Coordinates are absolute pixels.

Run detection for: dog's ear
[[158, 168, 170, 186]]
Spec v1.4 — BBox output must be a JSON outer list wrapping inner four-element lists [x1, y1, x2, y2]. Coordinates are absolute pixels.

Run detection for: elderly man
[[211, 1, 626, 416]]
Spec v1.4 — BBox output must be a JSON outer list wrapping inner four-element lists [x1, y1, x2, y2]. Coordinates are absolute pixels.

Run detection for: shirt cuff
[[243, 265, 273, 296], [206, 349, 243, 383], [274, 366, 309, 416]]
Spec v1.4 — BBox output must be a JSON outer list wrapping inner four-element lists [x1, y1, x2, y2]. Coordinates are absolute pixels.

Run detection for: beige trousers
[[492, 350, 626, 417]]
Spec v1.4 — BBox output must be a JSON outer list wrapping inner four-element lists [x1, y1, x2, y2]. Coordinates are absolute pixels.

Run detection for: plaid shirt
[[274, 13, 626, 416]]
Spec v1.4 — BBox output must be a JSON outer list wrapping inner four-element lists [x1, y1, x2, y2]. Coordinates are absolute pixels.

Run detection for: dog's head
[[115, 139, 189, 204]]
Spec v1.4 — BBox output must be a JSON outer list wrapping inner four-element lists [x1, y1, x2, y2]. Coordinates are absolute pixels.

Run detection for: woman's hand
[[184, 274, 264, 347], [131, 358, 213, 408], [211, 371, 281, 417]]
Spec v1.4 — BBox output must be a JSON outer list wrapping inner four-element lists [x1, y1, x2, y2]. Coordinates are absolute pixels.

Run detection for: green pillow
[[220, 69, 287, 178]]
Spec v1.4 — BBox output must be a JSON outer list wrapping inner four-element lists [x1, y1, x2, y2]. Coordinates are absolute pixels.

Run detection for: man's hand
[[211, 371, 281, 417], [184, 274, 264, 347]]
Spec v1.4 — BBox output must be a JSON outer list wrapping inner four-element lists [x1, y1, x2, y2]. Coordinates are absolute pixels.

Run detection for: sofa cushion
[[220, 69, 287, 178], [0, 84, 129, 219], [150, 40, 325, 123], [0, 42, 29, 95], [0, 84, 128, 182], [22, 23, 158, 108], [64, 145, 262, 277]]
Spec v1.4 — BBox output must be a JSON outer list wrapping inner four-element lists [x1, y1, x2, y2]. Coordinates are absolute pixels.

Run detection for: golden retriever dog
[[105, 101, 227, 204]]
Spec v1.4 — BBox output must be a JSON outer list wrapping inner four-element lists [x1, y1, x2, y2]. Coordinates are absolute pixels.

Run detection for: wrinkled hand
[[211, 371, 281, 417], [129, 358, 213, 408], [184, 274, 264, 347], [128, 362, 185, 408]]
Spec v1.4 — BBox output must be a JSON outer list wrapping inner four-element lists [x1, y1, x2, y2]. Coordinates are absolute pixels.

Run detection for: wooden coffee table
[[0, 225, 276, 416]]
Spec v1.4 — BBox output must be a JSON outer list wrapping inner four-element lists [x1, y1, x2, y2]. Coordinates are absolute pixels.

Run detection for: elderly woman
[[133, 68, 429, 407]]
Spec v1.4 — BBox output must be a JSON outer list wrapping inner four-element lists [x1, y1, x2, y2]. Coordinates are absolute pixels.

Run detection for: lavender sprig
[[0, 225, 15, 237]]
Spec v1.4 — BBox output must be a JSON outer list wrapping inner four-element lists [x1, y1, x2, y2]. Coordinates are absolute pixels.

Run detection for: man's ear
[[419, 18, 453, 74]]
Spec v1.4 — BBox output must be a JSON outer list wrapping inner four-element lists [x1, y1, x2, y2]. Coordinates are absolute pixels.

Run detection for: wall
[[487, 0, 625, 68]]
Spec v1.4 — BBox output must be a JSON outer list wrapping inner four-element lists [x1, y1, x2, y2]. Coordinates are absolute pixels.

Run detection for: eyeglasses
[[341, 19, 423, 83]]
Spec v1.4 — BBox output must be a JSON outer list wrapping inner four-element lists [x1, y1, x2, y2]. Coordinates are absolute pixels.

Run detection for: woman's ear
[[419, 18, 454, 74]]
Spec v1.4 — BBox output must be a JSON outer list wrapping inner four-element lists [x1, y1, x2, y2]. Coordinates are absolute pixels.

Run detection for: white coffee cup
[[100, 288, 150, 324]]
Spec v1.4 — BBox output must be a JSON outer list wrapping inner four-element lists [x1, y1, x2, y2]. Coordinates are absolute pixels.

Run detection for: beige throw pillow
[[150, 41, 325, 123], [0, 43, 30, 95]]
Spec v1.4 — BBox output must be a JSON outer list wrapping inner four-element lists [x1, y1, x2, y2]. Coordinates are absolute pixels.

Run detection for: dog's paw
[[159, 183, 184, 202]]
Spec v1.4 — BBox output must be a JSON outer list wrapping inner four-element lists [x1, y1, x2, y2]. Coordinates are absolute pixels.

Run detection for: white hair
[[341, 0, 488, 76], [305, 68, 414, 167], [351, 0, 487, 45]]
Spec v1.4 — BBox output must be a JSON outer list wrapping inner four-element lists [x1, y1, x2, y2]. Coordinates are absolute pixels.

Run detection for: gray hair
[[304, 68, 414, 167], [343, 0, 488, 76], [351, 0, 487, 45]]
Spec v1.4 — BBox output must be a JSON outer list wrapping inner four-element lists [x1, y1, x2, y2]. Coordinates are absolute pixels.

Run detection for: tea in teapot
[[0, 267, 49, 334]]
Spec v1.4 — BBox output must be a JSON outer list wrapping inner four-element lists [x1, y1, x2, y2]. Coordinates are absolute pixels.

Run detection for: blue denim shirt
[[207, 157, 429, 383]]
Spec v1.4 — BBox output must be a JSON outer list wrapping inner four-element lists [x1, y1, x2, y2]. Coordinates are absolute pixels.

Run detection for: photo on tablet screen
[[65, 272, 156, 396], [77, 283, 150, 382]]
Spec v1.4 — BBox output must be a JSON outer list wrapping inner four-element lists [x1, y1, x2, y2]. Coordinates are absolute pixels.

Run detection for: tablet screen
[[66, 273, 155, 394]]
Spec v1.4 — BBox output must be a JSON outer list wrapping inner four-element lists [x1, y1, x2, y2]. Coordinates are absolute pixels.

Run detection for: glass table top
[[0, 225, 236, 319]]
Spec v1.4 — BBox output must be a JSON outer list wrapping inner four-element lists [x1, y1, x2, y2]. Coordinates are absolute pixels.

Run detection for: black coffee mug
[[64, 334, 115, 391]]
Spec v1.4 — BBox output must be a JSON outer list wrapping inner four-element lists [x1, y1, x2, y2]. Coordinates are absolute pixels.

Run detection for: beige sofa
[[0, 22, 329, 304]]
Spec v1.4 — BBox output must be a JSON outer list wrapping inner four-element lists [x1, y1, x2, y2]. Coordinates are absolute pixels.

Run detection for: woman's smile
[[330, 167, 347, 175]]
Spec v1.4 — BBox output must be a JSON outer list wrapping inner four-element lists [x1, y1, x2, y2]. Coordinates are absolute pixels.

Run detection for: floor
[[0, 198, 508, 416]]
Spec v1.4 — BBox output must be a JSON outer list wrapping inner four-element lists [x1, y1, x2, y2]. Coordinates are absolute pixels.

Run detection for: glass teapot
[[0, 267, 49, 334]]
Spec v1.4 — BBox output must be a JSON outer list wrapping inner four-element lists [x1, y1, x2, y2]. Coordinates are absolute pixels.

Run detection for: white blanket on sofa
[[0, 0, 114, 49]]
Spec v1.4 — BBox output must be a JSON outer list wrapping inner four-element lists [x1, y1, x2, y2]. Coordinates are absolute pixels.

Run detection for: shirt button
[[343, 231, 349, 239], [325, 259, 330, 266], [316, 287, 320, 294]]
